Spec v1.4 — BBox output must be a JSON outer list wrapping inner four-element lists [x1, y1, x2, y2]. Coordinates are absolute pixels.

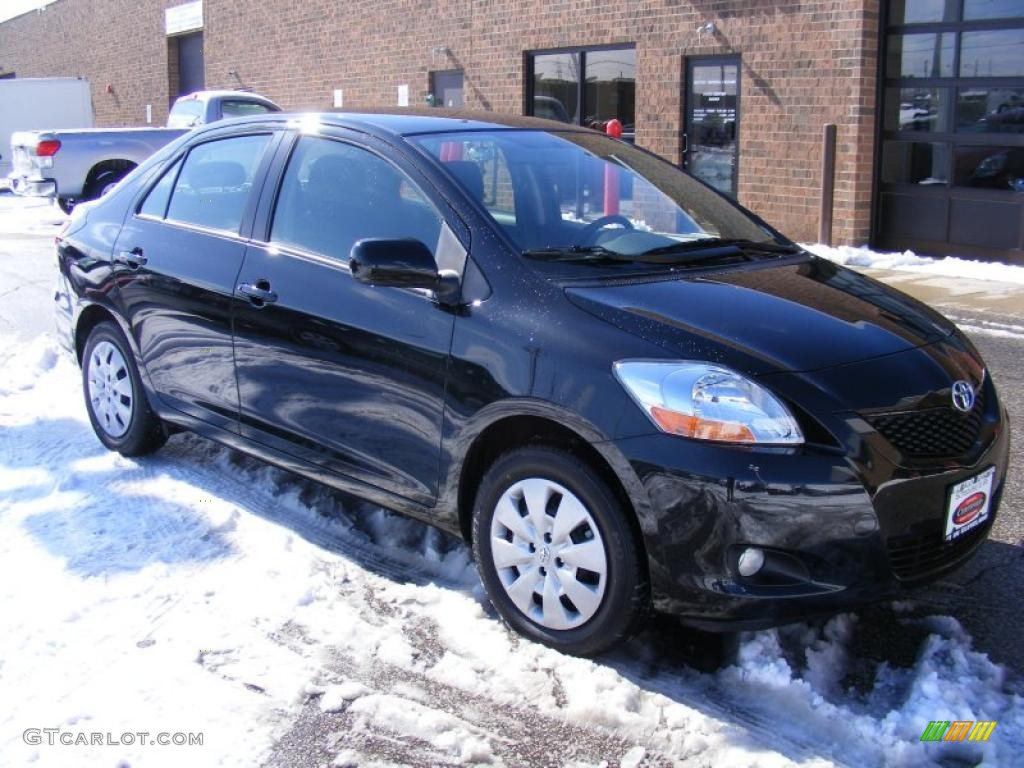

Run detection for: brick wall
[[0, 0, 881, 245], [0, 0, 187, 126]]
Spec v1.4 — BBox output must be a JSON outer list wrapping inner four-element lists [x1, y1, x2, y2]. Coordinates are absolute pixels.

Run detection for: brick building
[[1, 0, 1022, 262]]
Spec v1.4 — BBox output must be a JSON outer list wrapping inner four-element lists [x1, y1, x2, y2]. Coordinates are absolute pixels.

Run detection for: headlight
[[613, 361, 803, 445]]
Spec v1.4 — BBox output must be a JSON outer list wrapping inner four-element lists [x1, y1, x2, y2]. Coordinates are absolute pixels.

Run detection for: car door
[[232, 132, 466, 505], [112, 130, 278, 430]]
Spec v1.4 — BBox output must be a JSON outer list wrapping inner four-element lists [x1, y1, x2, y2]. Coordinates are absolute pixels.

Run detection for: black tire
[[472, 446, 649, 657], [84, 170, 125, 201], [81, 321, 167, 456]]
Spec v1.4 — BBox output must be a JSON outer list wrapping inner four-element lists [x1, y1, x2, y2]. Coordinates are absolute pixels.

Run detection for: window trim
[[135, 155, 185, 222], [878, 8, 1024, 195], [133, 130, 279, 238], [261, 132, 450, 268], [525, 43, 637, 138], [684, 54, 742, 199], [428, 69, 464, 108]]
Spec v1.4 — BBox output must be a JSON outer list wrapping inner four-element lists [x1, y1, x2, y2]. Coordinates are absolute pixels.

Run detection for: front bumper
[[8, 173, 56, 198], [613, 405, 1010, 631]]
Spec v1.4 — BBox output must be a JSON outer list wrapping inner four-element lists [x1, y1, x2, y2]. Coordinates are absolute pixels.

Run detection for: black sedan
[[55, 110, 1010, 656]]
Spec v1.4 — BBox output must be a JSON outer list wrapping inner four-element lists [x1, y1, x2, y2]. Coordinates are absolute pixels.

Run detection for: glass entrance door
[[685, 56, 740, 197]]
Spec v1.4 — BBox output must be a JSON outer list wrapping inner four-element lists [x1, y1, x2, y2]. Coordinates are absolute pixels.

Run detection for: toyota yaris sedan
[[55, 110, 1010, 656]]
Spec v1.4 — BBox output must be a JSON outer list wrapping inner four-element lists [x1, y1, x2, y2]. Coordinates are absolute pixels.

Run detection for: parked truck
[[0, 77, 93, 183], [7, 90, 279, 211]]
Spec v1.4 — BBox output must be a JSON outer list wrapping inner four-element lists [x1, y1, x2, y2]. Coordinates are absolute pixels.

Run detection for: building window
[[875, 0, 1024, 258], [429, 70, 464, 108], [527, 46, 635, 141]]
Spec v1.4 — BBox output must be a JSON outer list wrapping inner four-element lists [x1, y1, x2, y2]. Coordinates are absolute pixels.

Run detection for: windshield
[[412, 130, 780, 259], [167, 99, 204, 128]]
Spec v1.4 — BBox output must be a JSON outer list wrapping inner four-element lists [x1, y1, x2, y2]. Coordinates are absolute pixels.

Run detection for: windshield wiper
[[521, 245, 634, 263], [522, 239, 803, 267], [637, 238, 803, 260]]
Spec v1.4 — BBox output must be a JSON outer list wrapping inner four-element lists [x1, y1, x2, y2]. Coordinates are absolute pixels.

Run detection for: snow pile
[[712, 615, 1023, 766], [804, 242, 1024, 286], [0, 191, 67, 236], [1, 333, 1021, 767]]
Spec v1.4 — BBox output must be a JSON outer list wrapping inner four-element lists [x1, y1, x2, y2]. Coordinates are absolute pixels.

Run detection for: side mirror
[[350, 238, 460, 304]]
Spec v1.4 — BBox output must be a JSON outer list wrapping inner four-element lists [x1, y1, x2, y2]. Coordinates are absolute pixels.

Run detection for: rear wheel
[[472, 446, 649, 656], [82, 321, 167, 456], [84, 169, 126, 201]]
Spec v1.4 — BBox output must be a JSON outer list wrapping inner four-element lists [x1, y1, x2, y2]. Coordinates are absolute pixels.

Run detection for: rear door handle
[[114, 247, 147, 269], [238, 280, 278, 307]]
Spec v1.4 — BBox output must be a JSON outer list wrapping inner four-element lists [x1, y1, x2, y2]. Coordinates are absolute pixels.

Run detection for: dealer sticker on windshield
[[945, 467, 995, 542]]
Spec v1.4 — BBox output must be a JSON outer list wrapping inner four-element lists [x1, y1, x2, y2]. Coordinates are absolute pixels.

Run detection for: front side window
[[414, 130, 772, 258], [166, 134, 272, 232], [271, 136, 442, 262]]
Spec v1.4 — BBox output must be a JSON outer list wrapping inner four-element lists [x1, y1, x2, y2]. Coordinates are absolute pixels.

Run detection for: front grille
[[886, 523, 989, 582], [864, 389, 985, 459]]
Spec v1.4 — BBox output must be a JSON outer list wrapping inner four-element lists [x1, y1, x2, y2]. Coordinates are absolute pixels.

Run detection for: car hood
[[564, 257, 955, 376]]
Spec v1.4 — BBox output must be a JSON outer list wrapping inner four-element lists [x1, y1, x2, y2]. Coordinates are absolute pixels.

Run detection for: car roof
[[203, 108, 592, 140]]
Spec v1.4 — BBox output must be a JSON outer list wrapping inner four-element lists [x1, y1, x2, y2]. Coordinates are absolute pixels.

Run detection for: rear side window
[[165, 134, 272, 233], [270, 136, 442, 262], [138, 158, 182, 218], [221, 100, 276, 118]]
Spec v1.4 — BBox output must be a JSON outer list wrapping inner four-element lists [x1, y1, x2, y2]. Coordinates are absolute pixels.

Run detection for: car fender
[[437, 396, 655, 540]]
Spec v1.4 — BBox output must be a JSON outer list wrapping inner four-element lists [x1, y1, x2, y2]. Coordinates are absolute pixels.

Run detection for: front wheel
[[82, 321, 167, 456], [472, 446, 649, 656]]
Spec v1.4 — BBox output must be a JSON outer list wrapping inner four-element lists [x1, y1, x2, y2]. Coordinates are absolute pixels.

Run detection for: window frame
[[264, 133, 444, 265], [135, 156, 185, 222], [871, 0, 1024, 257], [878, 1, 1024, 193], [133, 129, 280, 242], [251, 128, 471, 274], [524, 43, 637, 142]]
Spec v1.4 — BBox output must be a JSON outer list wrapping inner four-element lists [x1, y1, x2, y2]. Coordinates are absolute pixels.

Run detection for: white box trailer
[[0, 77, 93, 181]]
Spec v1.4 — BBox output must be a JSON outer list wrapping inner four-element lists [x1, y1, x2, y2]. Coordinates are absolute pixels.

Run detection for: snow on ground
[[1, 333, 1022, 768], [804, 242, 1024, 286]]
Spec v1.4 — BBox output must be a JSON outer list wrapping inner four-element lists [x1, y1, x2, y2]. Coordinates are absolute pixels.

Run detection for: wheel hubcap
[[87, 340, 133, 438], [489, 477, 608, 631]]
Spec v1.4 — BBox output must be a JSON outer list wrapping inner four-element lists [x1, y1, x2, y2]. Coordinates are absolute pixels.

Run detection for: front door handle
[[114, 247, 147, 269], [238, 279, 278, 307]]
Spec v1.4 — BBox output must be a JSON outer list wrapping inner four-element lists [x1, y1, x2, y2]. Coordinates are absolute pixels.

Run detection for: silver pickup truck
[[8, 90, 279, 212]]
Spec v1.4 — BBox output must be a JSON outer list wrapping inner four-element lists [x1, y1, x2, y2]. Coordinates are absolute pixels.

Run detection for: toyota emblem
[[951, 380, 976, 413]]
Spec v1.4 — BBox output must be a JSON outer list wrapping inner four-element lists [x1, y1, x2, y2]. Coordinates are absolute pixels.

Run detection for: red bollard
[[604, 120, 623, 215]]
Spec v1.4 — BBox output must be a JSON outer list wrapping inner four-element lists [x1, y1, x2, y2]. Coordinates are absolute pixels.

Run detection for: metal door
[[177, 32, 205, 95]]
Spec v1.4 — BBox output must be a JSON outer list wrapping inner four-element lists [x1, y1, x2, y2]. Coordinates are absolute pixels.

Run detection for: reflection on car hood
[[564, 258, 954, 375]]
